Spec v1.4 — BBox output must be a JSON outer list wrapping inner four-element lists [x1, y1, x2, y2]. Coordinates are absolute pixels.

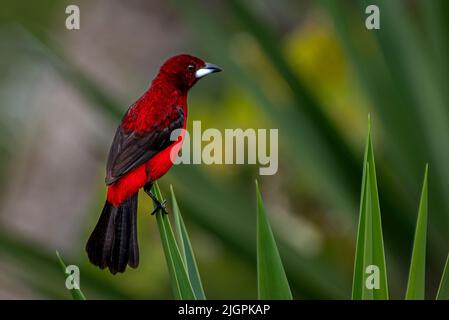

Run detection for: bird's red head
[[158, 54, 222, 90]]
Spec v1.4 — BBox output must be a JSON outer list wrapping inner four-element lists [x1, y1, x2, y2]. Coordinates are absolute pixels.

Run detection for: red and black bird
[[86, 54, 222, 274]]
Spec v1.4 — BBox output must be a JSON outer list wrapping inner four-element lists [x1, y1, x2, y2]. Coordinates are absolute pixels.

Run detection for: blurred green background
[[0, 0, 448, 299]]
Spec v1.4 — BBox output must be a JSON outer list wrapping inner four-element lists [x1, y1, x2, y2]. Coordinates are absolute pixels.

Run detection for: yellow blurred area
[[286, 21, 369, 146]]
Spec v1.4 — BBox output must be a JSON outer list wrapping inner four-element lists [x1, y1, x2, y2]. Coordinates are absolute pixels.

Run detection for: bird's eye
[[187, 64, 195, 72]]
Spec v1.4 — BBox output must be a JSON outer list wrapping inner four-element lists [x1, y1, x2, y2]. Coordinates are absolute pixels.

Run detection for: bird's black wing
[[105, 107, 184, 185]]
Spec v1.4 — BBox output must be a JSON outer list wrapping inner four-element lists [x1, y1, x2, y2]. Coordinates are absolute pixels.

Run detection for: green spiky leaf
[[406, 165, 429, 299], [170, 185, 206, 300], [436, 254, 449, 300], [153, 183, 196, 300], [256, 180, 292, 300], [352, 118, 389, 300]]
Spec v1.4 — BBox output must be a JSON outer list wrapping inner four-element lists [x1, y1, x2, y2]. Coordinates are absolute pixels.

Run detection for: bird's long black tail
[[86, 193, 139, 274]]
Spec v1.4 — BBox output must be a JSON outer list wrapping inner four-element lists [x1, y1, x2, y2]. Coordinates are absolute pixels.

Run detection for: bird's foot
[[150, 198, 168, 215], [148, 192, 168, 215], [144, 183, 168, 215]]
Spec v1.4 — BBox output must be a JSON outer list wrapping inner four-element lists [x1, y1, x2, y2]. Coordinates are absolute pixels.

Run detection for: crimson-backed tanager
[[86, 54, 222, 274]]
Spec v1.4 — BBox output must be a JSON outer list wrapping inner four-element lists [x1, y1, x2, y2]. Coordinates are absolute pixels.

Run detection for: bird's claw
[[144, 185, 169, 215], [150, 198, 168, 215]]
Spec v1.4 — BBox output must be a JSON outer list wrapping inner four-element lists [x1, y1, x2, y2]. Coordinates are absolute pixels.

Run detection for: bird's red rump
[[107, 135, 184, 207], [107, 163, 147, 207]]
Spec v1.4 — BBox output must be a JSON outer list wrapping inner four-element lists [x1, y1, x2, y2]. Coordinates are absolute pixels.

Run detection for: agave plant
[[352, 119, 449, 300], [57, 119, 449, 300]]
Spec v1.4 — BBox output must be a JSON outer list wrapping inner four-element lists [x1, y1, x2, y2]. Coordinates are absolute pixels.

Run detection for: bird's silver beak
[[195, 62, 223, 78]]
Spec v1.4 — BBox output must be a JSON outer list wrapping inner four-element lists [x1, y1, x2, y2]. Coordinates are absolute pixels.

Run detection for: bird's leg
[[144, 182, 168, 215]]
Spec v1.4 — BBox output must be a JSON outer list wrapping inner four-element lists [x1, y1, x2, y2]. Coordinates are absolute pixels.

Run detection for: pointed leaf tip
[[352, 123, 388, 300], [170, 186, 206, 300], [405, 165, 429, 299], [154, 183, 196, 300], [256, 183, 292, 300]]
